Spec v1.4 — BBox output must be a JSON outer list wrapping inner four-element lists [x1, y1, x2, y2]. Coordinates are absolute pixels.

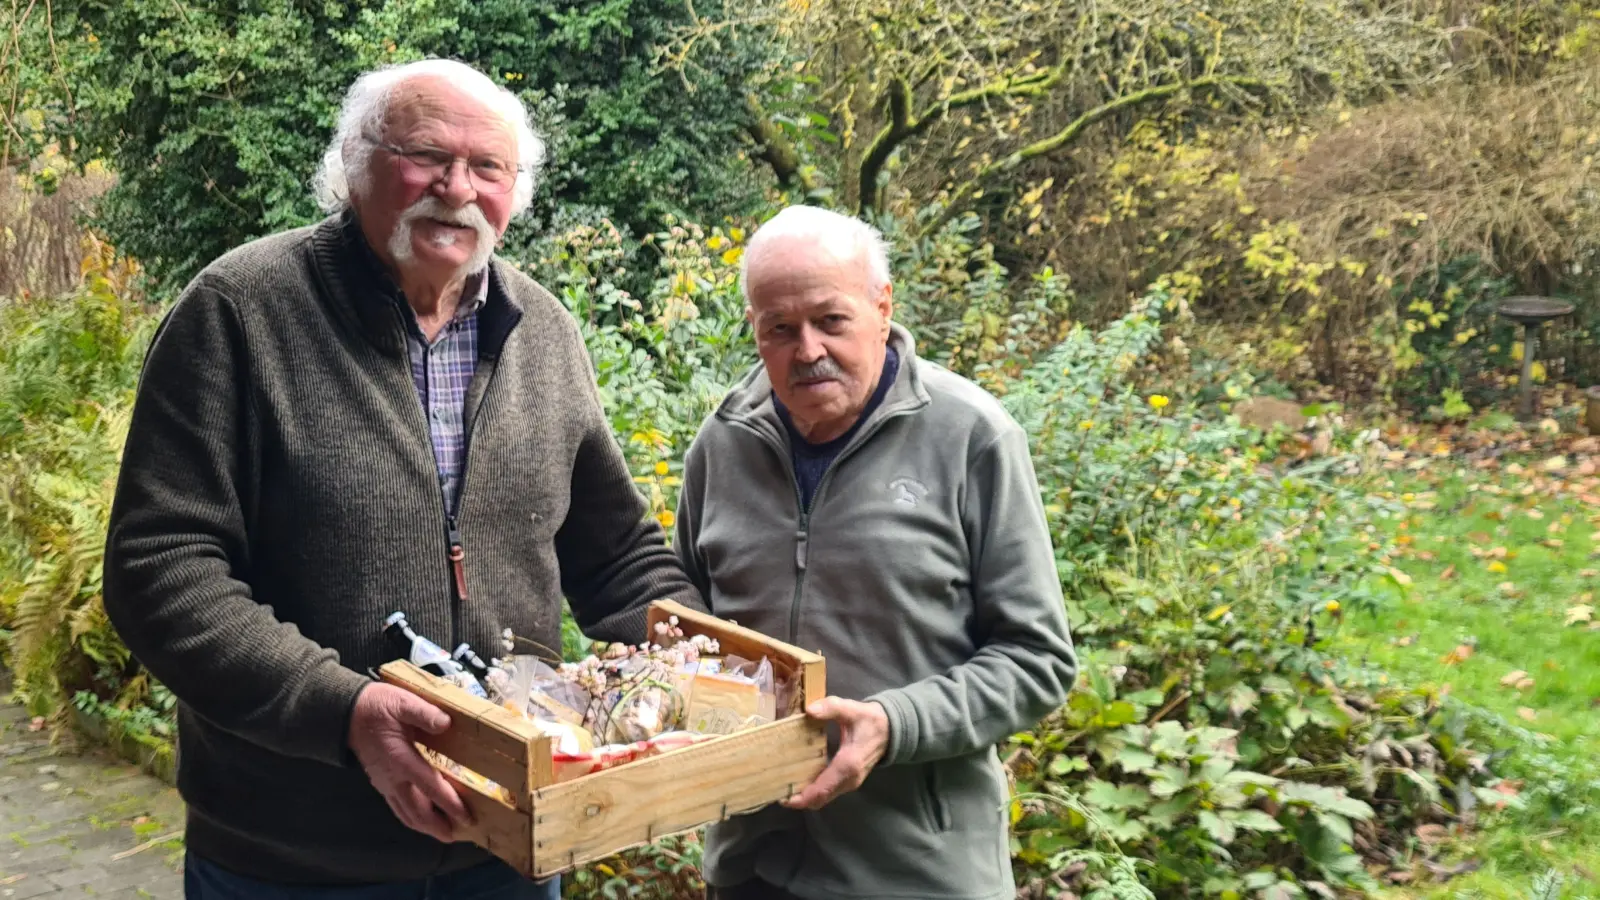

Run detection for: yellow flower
[[1325, 600, 1340, 613], [1148, 394, 1171, 410], [654, 461, 670, 476], [706, 235, 725, 251], [729, 227, 746, 243], [1487, 561, 1508, 573], [656, 510, 676, 529], [1078, 420, 1095, 430], [721, 247, 744, 265]]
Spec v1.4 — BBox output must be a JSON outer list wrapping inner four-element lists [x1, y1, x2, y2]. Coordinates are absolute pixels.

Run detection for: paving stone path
[[0, 684, 184, 898]]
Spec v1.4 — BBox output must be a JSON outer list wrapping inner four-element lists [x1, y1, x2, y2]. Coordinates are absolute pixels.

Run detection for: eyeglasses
[[364, 137, 523, 195]]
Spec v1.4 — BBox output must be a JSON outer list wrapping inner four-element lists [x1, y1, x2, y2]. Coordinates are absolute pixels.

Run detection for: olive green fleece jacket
[[102, 212, 703, 885], [673, 323, 1078, 900]]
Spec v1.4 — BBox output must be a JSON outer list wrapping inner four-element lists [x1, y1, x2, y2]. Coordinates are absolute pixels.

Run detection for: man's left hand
[[782, 697, 889, 810]]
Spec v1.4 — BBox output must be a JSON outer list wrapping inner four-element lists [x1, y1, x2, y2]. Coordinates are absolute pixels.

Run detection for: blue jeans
[[184, 852, 560, 900]]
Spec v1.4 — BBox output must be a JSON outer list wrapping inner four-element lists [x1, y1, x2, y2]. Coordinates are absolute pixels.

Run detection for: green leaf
[[1228, 684, 1260, 717], [1199, 810, 1237, 845], [1150, 764, 1191, 798], [1226, 809, 1284, 833], [1049, 754, 1090, 777], [1125, 688, 1166, 707], [1082, 779, 1151, 811], [1114, 746, 1159, 774], [1145, 796, 1193, 828], [1099, 700, 1140, 726], [1244, 871, 1280, 890], [1315, 811, 1354, 844]]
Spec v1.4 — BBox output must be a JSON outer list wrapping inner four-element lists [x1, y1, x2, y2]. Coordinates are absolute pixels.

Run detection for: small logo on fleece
[[888, 476, 929, 507]]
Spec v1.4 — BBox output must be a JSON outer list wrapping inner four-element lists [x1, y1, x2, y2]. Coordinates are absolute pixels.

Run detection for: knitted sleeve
[[102, 275, 371, 768]]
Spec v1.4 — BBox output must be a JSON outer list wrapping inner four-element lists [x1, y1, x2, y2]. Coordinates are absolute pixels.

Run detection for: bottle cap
[[384, 611, 408, 628]]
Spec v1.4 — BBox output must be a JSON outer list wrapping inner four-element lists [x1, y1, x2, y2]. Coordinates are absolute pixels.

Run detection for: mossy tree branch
[[856, 63, 1064, 214]]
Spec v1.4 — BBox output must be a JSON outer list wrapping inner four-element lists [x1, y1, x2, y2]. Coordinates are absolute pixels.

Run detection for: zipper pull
[[447, 517, 469, 602], [795, 530, 808, 571]]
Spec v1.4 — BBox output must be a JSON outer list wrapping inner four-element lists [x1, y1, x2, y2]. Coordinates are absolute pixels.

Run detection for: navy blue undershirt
[[774, 346, 900, 513]]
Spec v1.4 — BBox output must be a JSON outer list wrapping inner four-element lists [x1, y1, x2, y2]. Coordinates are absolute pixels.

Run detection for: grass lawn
[[1337, 453, 1600, 899]]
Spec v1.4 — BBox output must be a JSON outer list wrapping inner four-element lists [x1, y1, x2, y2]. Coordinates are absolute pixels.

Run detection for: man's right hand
[[348, 682, 473, 843]]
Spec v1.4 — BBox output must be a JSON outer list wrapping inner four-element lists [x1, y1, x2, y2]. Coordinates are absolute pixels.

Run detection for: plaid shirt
[[401, 271, 489, 519]]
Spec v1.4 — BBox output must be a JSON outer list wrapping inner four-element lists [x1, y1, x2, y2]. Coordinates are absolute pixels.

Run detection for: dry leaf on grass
[[1442, 644, 1475, 665], [1517, 707, 1538, 721], [1567, 604, 1594, 626], [1500, 670, 1535, 690]]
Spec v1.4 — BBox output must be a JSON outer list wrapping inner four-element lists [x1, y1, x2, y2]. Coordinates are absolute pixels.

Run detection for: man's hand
[[348, 683, 473, 843], [782, 697, 890, 811]]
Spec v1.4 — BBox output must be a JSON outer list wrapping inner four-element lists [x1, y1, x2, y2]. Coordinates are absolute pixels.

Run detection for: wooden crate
[[377, 600, 828, 878]]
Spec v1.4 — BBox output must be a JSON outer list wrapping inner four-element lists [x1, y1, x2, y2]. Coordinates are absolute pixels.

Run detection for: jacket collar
[[309, 210, 523, 359], [717, 321, 931, 448]]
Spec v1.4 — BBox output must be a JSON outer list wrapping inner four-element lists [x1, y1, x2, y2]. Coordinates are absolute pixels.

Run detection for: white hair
[[740, 205, 892, 304], [311, 58, 546, 217]]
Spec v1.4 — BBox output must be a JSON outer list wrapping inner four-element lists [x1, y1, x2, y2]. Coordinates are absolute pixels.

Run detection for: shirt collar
[[457, 268, 490, 319]]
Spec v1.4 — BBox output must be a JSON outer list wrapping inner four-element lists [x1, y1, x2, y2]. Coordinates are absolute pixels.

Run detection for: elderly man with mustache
[[672, 205, 1078, 900], [102, 59, 702, 899]]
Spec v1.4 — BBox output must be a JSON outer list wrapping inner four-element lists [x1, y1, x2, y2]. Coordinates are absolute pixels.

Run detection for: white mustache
[[389, 196, 497, 271]]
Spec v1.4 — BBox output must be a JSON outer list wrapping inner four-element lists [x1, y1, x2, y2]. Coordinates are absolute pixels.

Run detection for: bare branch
[[926, 75, 1272, 235]]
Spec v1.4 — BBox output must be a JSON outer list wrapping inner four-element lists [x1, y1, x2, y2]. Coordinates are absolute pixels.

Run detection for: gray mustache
[[791, 357, 844, 383]]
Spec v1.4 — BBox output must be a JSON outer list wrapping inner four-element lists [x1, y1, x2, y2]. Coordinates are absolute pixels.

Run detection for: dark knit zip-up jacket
[[102, 213, 702, 884]]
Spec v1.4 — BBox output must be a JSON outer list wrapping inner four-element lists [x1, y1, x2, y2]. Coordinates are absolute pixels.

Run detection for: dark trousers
[[184, 852, 560, 900], [705, 880, 804, 900]]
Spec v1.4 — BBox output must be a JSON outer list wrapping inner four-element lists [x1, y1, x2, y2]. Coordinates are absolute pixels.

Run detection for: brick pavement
[[0, 687, 184, 899]]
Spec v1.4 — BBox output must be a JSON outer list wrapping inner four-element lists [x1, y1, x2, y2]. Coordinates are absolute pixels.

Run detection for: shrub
[[0, 236, 156, 723]]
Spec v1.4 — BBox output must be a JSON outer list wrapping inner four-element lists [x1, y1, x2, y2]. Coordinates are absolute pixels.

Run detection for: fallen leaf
[[1583, 569, 1599, 579], [1527, 508, 1546, 520], [1442, 644, 1475, 665], [1501, 670, 1530, 687], [1415, 824, 1449, 844], [1543, 456, 1568, 472], [1416, 550, 1437, 561], [1544, 539, 1565, 549], [1440, 564, 1457, 581], [1518, 707, 1538, 721], [1487, 546, 1510, 559], [1388, 566, 1413, 586], [1468, 531, 1493, 544], [1396, 634, 1418, 647], [1568, 604, 1594, 626]]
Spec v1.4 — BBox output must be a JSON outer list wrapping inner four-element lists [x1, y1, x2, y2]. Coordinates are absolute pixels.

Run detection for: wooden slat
[[648, 599, 826, 699], [377, 661, 551, 806], [529, 715, 828, 877], [437, 767, 534, 875]]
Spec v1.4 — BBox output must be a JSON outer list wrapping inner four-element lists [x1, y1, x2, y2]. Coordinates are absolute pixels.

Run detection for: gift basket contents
[[382, 610, 802, 790]]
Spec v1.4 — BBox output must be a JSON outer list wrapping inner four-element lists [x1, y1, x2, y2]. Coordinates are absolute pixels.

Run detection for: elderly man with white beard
[[102, 59, 704, 899]]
